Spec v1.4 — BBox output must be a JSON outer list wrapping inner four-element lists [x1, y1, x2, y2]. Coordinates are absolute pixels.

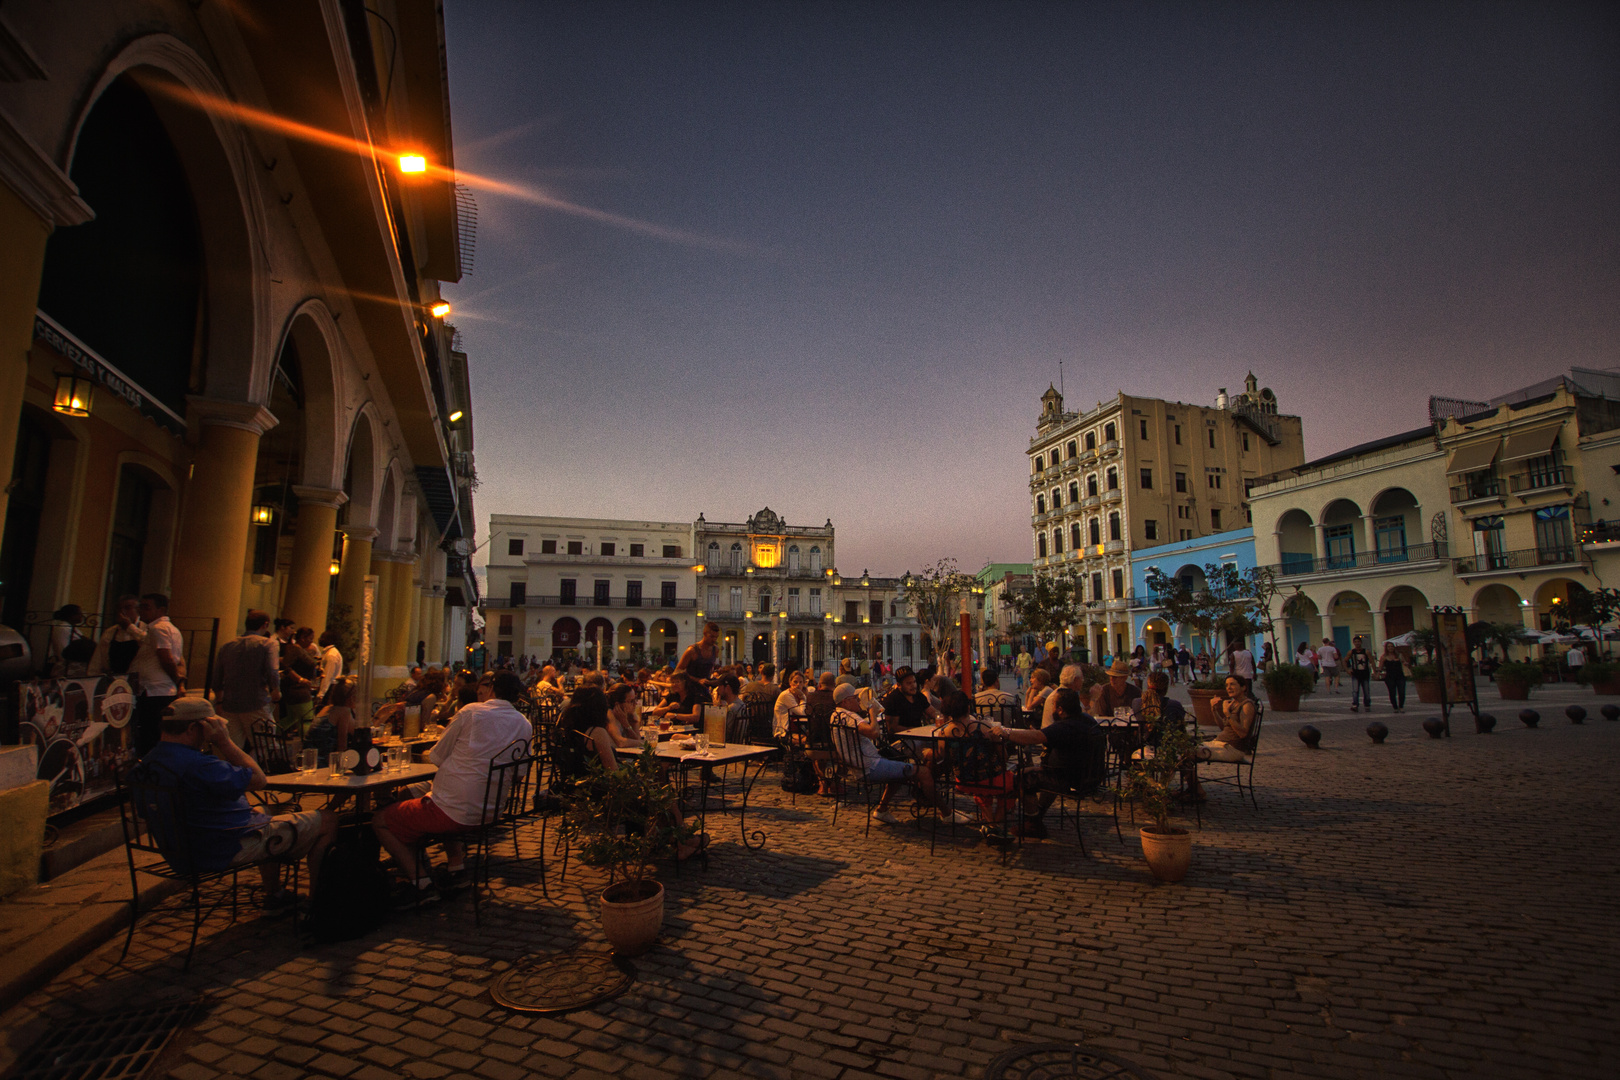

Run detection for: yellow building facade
[[0, 1, 476, 699]]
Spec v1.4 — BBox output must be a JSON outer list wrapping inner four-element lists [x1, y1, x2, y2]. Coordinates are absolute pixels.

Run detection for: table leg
[[737, 755, 768, 851]]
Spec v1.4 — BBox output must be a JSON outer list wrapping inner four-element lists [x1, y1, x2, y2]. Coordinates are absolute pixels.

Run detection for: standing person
[[1317, 637, 1341, 693], [1014, 647, 1032, 693], [676, 622, 721, 683], [1378, 641, 1407, 713], [1231, 640, 1256, 682], [279, 627, 320, 737], [1345, 636, 1374, 712], [1177, 645, 1193, 684], [1294, 641, 1315, 673], [44, 604, 92, 676], [90, 594, 146, 675], [1566, 644, 1586, 678], [132, 594, 185, 754], [211, 610, 281, 748], [1259, 641, 1274, 673], [316, 630, 344, 700]]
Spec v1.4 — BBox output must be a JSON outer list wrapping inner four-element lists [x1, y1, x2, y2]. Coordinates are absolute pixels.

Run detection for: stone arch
[[1326, 589, 1374, 650], [649, 618, 679, 658], [374, 468, 400, 555], [1276, 508, 1315, 574], [1379, 584, 1430, 639], [276, 301, 346, 490], [617, 617, 647, 655], [342, 408, 383, 530], [102, 452, 184, 611], [1473, 584, 1523, 625], [1321, 499, 1364, 566], [1369, 487, 1421, 557], [1534, 577, 1588, 627], [65, 36, 271, 406]]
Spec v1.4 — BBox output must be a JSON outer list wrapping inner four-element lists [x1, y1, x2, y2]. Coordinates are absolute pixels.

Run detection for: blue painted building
[[1129, 527, 1262, 656]]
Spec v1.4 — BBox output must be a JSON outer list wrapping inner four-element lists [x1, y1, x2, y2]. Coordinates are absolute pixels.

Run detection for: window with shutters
[[510, 582, 527, 606], [507, 538, 524, 556], [627, 580, 643, 607], [541, 539, 557, 554], [630, 543, 644, 557], [567, 541, 583, 556], [661, 581, 677, 607], [593, 580, 610, 606], [559, 579, 575, 605], [600, 542, 615, 557]]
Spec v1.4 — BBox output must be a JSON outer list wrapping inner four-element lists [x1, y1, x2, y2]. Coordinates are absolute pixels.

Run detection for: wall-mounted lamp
[[251, 504, 275, 525], [329, 559, 342, 576], [693, 564, 706, 573], [745, 611, 755, 619], [429, 301, 451, 318], [53, 374, 93, 417], [398, 154, 427, 174], [447, 410, 464, 423]]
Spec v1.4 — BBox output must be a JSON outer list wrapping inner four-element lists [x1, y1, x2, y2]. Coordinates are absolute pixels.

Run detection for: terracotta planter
[[1140, 826, 1192, 882], [1496, 680, 1531, 701], [1188, 689, 1219, 728], [1265, 688, 1301, 712], [1413, 677, 1443, 704], [600, 880, 664, 956]]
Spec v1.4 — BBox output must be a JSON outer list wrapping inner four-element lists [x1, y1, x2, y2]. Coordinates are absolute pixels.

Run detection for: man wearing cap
[[1088, 657, 1142, 719], [139, 698, 335, 912]]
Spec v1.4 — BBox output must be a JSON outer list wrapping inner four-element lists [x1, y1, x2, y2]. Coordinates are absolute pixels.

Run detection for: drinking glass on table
[[300, 748, 318, 775], [695, 732, 709, 754]]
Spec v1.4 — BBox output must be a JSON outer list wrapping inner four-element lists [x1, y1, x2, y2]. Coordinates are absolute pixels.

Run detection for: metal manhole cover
[[986, 1043, 1160, 1080], [8, 998, 201, 1080], [490, 951, 633, 1014]]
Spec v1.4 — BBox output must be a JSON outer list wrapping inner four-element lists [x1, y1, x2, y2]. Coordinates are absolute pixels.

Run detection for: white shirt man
[[317, 635, 344, 700], [132, 594, 186, 753], [1567, 646, 1585, 670], [1231, 647, 1256, 681]]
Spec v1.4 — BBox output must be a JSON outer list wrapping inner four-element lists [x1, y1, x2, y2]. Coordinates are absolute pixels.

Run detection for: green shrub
[[1493, 661, 1544, 687], [1189, 677, 1226, 691], [1574, 660, 1620, 686], [1409, 661, 1439, 679], [1260, 662, 1317, 696]]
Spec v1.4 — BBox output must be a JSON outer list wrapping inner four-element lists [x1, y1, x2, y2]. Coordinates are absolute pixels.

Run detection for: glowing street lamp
[[53, 374, 93, 417], [429, 301, 451, 318], [250, 504, 275, 526], [329, 559, 342, 576], [398, 154, 427, 174], [447, 410, 464, 423]]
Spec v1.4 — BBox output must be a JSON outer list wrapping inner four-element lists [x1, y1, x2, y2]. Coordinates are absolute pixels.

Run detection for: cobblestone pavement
[[2, 704, 1616, 1080]]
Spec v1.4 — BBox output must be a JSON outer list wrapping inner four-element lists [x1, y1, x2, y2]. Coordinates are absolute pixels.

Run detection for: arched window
[[1109, 512, 1121, 541], [809, 545, 823, 574], [1033, 455, 1044, 472], [1106, 467, 1118, 490], [1066, 440, 1078, 459], [1087, 474, 1098, 497], [1036, 495, 1046, 514], [707, 541, 719, 567], [729, 542, 743, 573], [1068, 481, 1079, 503], [787, 545, 800, 573], [1070, 522, 1082, 548], [1090, 517, 1101, 545], [1052, 488, 1062, 508], [1104, 421, 1116, 442], [1085, 431, 1096, 450], [1037, 533, 1048, 558], [1052, 529, 1063, 554]]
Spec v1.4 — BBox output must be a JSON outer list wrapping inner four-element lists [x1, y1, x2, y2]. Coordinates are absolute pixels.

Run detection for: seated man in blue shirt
[[139, 698, 335, 911]]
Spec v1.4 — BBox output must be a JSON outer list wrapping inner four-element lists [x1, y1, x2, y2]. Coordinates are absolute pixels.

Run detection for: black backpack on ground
[[306, 825, 390, 943]]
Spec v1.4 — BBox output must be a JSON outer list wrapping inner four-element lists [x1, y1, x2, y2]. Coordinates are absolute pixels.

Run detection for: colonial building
[[975, 562, 1032, 658], [1249, 367, 1620, 657], [484, 507, 925, 670], [0, 2, 477, 698], [482, 515, 698, 665], [1128, 528, 1259, 655], [1028, 374, 1305, 659]]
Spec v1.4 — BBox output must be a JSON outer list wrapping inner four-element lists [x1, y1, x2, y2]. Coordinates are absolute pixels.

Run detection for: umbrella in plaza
[[1384, 631, 1417, 648]]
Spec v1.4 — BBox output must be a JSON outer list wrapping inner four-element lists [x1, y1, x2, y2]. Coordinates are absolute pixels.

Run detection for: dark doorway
[[103, 465, 155, 618], [1, 412, 55, 628]]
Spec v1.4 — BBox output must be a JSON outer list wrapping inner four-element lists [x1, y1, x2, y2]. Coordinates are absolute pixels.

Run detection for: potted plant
[[1410, 661, 1443, 704], [1187, 677, 1225, 728], [1493, 661, 1543, 701], [1575, 660, 1620, 695], [1259, 662, 1316, 712], [1125, 700, 1200, 882], [561, 746, 692, 955]]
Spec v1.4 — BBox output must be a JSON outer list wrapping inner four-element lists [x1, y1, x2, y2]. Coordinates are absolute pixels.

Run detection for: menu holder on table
[[703, 705, 728, 748]]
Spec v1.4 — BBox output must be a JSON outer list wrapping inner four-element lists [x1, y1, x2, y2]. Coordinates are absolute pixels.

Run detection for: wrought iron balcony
[[1453, 546, 1578, 575], [1508, 467, 1570, 494], [1450, 477, 1504, 504], [1267, 542, 1449, 578]]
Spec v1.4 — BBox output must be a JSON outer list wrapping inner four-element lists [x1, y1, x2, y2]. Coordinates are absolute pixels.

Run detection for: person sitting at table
[[773, 669, 808, 737], [880, 666, 939, 735], [1140, 670, 1186, 747], [993, 688, 1106, 839], [829, 683, 959, 825], [304, 678, 359, 765], [645, 671, 710, 726], [1088, 658, 1142, 721], [371, 671, 533, 906], [532, 665, 565, 701], [934, 690, 1019, 828], [140, 698, 336, 911], [604, 683, 644, 745], [1040, 664, 1085, 726], [834, 658, 862, 690], [1024, 667, 1054, 716], [974, 667, 1016, 707], [712, 673, 746, 733], [741, 663, 776, 698], [925, 674, 958, 713], [1199, 675, 1257, 762]]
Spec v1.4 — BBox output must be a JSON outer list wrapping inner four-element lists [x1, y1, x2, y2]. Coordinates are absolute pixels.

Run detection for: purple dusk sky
[[442, 1, 1619, 576]]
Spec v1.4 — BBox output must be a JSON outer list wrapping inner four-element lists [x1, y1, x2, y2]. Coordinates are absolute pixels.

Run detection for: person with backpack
[[1345, 636, 1375, 712]]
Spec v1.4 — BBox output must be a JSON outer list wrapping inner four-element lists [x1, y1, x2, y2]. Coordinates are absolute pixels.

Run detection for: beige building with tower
[[1027, 374, 1306, 659]]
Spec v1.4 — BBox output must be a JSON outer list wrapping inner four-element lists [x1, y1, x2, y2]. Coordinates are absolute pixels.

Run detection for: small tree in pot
[[1260, 662, 1317, 711], [1575, 659, 1620, 695], [1125, 697, 1200, 882], [562, 746, 693, 955], [1493, 660, 1543, 701]]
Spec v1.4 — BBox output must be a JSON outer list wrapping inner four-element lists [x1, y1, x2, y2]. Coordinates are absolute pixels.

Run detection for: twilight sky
[[441, 0, 1619, 576]]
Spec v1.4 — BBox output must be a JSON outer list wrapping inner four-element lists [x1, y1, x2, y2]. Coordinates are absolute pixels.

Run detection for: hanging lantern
[[251, 504, 275, 525], [329, 559, 342, 576], [53, 374, 93, 417]]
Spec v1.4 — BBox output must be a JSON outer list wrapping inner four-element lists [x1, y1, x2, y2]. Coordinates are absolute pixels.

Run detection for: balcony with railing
[[1508, 466, 1572, 495], [1081, 494, 1101, 509], [1581, 521, 1620, 545], [1101, 439, 1121, 458], [1104, 539, 1126, 554], [1450, 476, 1504, 504], [1453, 546, 1579, 575], [526, 594, 696, 609], [1265, 542, 1449, 578], [1102, 487, 1123, 504]]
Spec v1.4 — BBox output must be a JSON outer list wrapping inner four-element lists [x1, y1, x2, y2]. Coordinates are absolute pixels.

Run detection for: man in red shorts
[[372, 670, 532, 906]]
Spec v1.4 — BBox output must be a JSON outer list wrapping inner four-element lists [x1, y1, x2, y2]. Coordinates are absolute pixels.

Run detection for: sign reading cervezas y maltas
[[34, 310, 188, 435]]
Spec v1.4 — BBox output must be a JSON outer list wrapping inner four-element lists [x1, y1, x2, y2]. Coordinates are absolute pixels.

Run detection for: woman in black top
[[1378, 642, 1407, 712]]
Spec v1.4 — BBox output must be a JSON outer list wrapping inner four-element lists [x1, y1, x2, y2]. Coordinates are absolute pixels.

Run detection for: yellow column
[[169, 401, 277, 638], [393, 553, 418, 664], [369, 555, 398, 661], [369, 552, 416, 695], [335, 526, 377, 627], [281, 486, 346, 632]]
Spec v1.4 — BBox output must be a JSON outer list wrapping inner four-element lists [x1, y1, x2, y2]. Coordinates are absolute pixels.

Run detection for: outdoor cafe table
[[612, 741, 776, 850], [263, 762, 437, 815]]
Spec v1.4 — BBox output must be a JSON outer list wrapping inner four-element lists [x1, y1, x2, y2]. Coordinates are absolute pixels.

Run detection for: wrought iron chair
[[1192, 704, 1265, 824], [467, 738, 542, 923], [929, 730, 1020, 856], [117, 763, 298, 969], [247, 720, 300, 811], [1031, 730, 1114, 855], [827, 721, 882, 834], [972, 701, 1025, 728]]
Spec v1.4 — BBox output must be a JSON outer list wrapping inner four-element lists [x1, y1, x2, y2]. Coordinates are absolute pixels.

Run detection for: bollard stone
[[1565, 705, 1586, 725], [1422, 718, 1445, 739], [1298, 724, 1322, 748], [1602, 703, 1620, 722], [1366, 721, 1388, 744], [1475, 713, 1496, 734], [1519, 709, 1539, 728]]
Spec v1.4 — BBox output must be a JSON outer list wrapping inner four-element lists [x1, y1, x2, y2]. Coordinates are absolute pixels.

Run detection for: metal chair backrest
[[937, 728, 1010, 787], [249, 719, 295, 775], [973, 702, 1023, 728], [480, 738, 536, 828], [119, 762, 201, 875], [828, 717, 865, 771], [742, 694, 775, 744], [803, 699, 836, 753], [1039, 728, 1109, 799], [640, 684, 664, 708], [1236, 703, 1265, 757], [724, 701, 753, 745]]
